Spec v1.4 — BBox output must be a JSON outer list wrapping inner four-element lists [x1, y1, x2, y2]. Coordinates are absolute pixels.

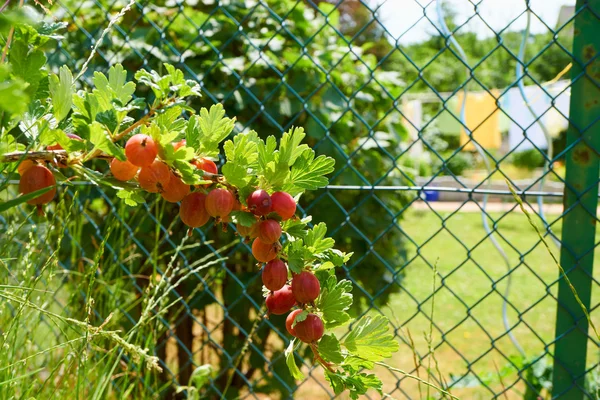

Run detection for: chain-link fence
[[12, 0, 600, 398]]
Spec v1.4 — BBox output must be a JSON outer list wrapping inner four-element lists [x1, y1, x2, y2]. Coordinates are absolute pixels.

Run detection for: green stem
[[375, 362, 460, 400]]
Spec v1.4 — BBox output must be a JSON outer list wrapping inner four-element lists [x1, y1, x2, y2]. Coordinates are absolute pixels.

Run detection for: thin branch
[[0, 0, 24, 63], [0, 150, 111, 163]]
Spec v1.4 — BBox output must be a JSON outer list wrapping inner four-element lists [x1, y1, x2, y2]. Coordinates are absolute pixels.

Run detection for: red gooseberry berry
[[286, 309, 304, 337], [247, 189, 272, 216], [161, 173, 190, 203], [110, 158, 139, 181], [47, 133, 82, 151], [258, 219, 282, 244], [17, 160, 35, 176], [193, 158, 218, 188], [265, 285, 296, 315], [293, 313, 324, 343], [236, 221, 259, 239], [19, 165, 56, 205], [271, 191, 296, 220], [125, 134, 158, 167], [180, 192, 210, 228], [262, 259, 288, 291], [205, 188, 235, 218], [251, 237, 278, 263], [291, 271, 321, 304], [138, 160, 170, 193]]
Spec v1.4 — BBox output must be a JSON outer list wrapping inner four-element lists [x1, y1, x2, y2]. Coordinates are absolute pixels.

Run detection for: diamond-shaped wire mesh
[[5, 0, 600, 398]]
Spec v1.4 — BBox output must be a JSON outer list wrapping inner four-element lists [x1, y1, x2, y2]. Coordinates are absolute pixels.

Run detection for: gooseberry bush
[[0, 19, 399, 399]]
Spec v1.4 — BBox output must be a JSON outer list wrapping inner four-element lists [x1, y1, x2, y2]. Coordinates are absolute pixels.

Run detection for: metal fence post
[[552, 1, 600, 398]]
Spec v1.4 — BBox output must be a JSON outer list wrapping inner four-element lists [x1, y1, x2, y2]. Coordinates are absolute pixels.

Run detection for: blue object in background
[[424, 190, 439, 201]]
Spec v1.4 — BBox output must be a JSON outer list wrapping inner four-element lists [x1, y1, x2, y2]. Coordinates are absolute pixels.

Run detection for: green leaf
[[9, 40, 46, 97], [0, 186, 55, 213], [49, 66, 73, 122], [343, 315, 399, 362], [284, 339, 304, 380], [278, 127, 308, 167], [283, 150, 335, 195], [222, 131, 259, 188], [316, 275, 353, 329], [282, 216, 311, 239], [73, 90, 99, 123], [89, 122, 126, 161], [325, 371, 382, 400], [304, 222, 334, 254], [318, 334, 344, 364], [189, 364, 213, 390], [40, 129, 86, 152], [290, 310, 308, 328], [95, 110, 118, 133], [191, 104, 236, 158], [156, 106, 185, 133], [174, 160, 208, 185], [230, 211, 257, 227], [343, 356, 374, 370], [325, 371, 346, 395], [317, 249, 353, 267], [93, 64, 135, 110], [286, 240, 311, 274], [0, 65, 29, 115], [116, 189, 145, 207], [324, 371, 345, 395]]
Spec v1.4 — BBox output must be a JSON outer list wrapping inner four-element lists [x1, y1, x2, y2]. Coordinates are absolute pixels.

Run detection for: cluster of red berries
[[264, 265, 324, 343], [17, 133, 323, 342]]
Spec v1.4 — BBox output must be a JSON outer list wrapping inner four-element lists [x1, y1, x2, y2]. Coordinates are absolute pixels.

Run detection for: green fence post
[[552, 1, 600, 398]]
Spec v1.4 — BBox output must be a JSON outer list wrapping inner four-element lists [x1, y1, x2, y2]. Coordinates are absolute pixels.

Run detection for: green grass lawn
[[378, 207, 600, 399]]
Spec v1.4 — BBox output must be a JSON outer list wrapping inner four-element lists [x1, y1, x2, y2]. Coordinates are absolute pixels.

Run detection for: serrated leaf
[[174, 160, 207, 185], [318, 334, 344, 364], [343, 356, 374, 370], [222, 131, 259, 188], [317, 249, 353, 267], [286, 240, 311, 274], [283, 150, 335, 196], [324, 371, 345, 395], [257, 135, 277, 171], [190, 104, 236, 157], [93, 64, 135, 111], [278, 127, 308, 167], [325, 371, 382, 400], [282, 216, 311, 239], [291, 310, 308, 328], [49, 66, 72, 122], [305, 223, 334, 254], [285, 339, 304, 380], [0, 65, 29, 115], [89, 122, 126, 161], [317, 276, 353, 329], [95, 109, 118, 133], [52, 129, 86, 152], [117, 189, 145, 206], [230, 211, 257, 227], [73, 90, 99, 122], [156, 106, 185, 133], [343, 315, 399, 362], [9, 40, 46, 97]]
